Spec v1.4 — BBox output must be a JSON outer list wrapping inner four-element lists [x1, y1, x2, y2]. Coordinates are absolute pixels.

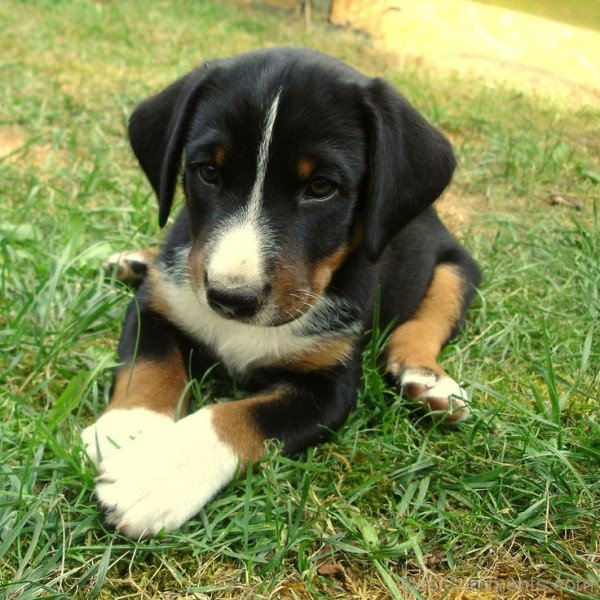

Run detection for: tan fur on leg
[[386, 264, 470, 421], [386, 263, 465, 380], [108, 348, 189, 417]]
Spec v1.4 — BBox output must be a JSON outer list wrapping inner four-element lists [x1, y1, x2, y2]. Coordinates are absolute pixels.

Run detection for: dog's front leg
[[81, 300, 191, 465], [94, 367, 359, 537]]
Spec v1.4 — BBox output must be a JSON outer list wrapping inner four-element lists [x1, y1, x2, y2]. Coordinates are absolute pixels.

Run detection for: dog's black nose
[[206, 286, 262, 320]]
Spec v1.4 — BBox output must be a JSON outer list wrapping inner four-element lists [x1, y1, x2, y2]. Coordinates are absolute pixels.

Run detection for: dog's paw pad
[[103, 251, 151, 286], [400, 369, 471, 423]]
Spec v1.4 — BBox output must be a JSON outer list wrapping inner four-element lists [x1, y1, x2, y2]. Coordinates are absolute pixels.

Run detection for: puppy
[[82, 47, 481, 537]]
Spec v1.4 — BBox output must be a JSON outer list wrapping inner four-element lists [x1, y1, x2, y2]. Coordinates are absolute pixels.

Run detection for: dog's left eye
[[304, 178, 336, 201], [197, 163, 220, 186]]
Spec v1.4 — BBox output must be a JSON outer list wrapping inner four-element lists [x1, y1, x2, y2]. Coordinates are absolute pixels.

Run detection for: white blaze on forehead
[[248, 89, 282, 218], [207, 89, 282, 287]]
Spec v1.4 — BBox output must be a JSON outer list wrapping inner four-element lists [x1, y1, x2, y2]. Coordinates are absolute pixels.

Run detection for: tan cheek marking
[[270, 259, 312, 317], [297, 156, 315, 180], [311, 244, 350, 296], [386, 264, 466, 377], [210, 386, 293, 467], [269, 244, 350, 322], [186, 242, 208, 290], [214, 145, 226, 167], [273, 336, 355, 372], [107, 349, 189, 417]]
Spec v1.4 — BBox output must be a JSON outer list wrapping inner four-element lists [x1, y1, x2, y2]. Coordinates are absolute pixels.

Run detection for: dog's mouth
[[205, 292, 313, 328]]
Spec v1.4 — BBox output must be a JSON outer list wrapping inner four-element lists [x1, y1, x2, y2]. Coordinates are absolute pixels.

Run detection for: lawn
[[1, 1, 598, 598]]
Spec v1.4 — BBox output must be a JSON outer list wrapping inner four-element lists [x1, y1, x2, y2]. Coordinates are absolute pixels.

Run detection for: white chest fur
[[159, 276, 336, 375]]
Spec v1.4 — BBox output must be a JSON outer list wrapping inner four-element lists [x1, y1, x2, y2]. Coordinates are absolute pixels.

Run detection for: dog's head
[[129, 47, 455, 326]]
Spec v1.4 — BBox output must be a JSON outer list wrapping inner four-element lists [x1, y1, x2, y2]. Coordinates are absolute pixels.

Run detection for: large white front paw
[[95, 408, 238, 538], [81, 408, 173, 465]]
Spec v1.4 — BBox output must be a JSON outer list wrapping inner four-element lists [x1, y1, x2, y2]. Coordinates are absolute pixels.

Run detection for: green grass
[[1, 0, 598, 598]]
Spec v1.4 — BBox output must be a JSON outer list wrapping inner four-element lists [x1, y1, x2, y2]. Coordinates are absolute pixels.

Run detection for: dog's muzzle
[[205, 275, 270, 321]]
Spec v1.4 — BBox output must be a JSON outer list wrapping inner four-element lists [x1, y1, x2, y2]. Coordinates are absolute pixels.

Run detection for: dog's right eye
[[197, 163, 220, 186]]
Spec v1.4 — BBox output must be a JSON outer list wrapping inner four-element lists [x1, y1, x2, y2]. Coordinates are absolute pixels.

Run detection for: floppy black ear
[[362, 78, 456, 260], [128, 66, 209, 227]]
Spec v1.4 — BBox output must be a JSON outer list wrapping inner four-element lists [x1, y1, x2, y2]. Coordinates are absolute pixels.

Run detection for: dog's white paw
[[400, 368, 471, 423], [82, 408, 173, 466], [95, 408, 237, 538]]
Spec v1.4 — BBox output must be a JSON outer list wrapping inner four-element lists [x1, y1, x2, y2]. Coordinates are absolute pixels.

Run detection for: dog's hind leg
[[385, 262, 478, 423], [104, 248, 160, 288]]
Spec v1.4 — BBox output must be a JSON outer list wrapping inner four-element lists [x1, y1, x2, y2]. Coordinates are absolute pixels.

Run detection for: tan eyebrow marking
[[297, 156, 315, 180], [311, 244, 350, 295], [214, 145, 226, 167]]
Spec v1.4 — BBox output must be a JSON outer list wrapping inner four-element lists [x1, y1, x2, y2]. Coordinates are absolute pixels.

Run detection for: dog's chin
[[236, 311, 302, 328]]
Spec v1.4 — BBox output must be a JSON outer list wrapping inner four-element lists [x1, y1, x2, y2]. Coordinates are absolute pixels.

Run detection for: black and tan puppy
[[82, 47, 481, 537]]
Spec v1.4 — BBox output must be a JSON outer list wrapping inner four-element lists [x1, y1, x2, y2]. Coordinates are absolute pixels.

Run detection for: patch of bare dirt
[[0, 125, 62, 168], [436, 189, 489, 234], [0, 126, 28, 160], [329, 0, 600, 108]]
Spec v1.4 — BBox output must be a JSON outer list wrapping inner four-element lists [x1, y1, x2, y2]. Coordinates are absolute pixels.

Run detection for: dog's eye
[[304, 178, 336, 201], [197, 163, 220, 186]]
